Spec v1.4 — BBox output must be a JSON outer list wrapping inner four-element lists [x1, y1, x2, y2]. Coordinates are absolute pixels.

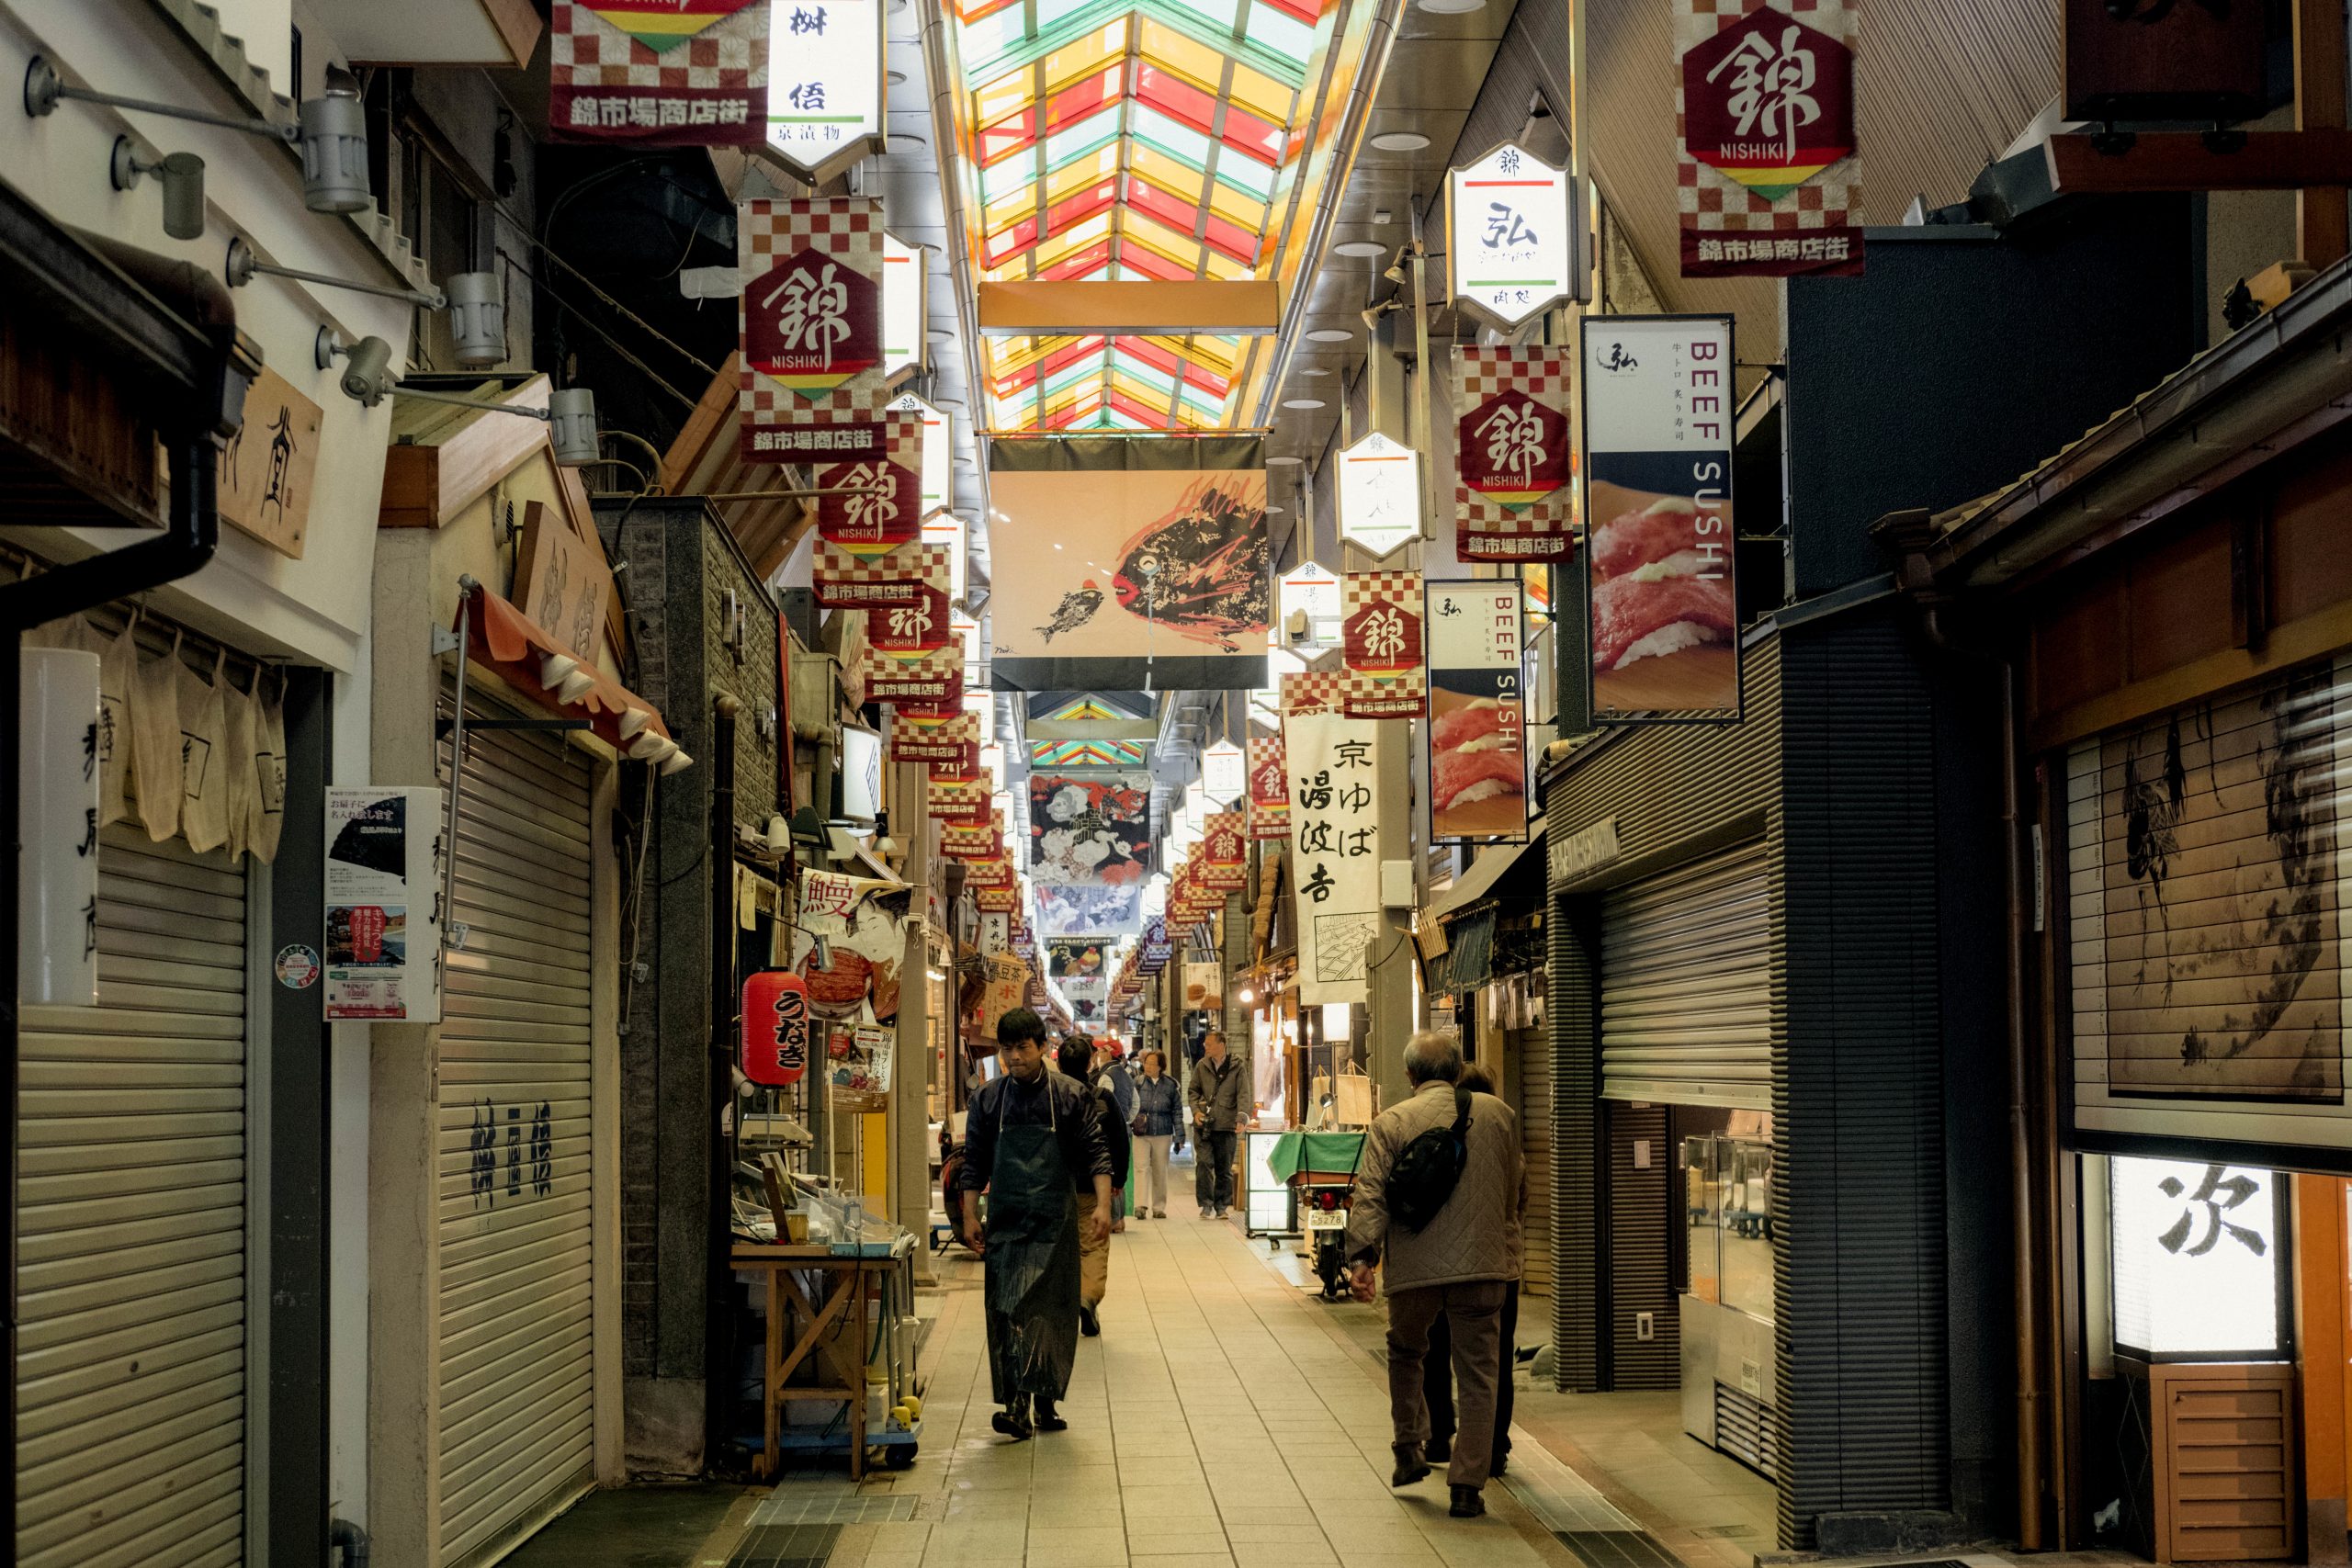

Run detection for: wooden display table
[[730, 1243, 913, 1479]]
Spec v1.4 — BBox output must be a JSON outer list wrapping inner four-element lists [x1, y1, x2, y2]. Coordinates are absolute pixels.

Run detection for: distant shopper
[[1060, 1035, 1130, 1337], [1422, 1061, 1524, 1476], [1089, 1041, 1139, 1230], [1130, 1050, 1182, 1217], [1187, 1031, 1246, 1219], [959, 1008, 1113, 1440], [1344, 1030, 1523, 1517]]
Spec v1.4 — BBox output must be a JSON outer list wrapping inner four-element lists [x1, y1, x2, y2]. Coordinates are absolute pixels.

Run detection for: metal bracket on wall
[[435, 716, 589, 741]]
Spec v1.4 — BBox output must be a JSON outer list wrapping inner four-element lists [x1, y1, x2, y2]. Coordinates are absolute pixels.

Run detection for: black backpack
[[1386, 1088, 1474, 1232]]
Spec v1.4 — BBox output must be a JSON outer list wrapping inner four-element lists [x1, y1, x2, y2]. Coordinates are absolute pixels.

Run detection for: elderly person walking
[[1419, 1060, 1525, 1476], [1130, 1049, 1183, 1217], [1187, 1031, 1247, 1218], [1344, 1030, 1523, 1518]]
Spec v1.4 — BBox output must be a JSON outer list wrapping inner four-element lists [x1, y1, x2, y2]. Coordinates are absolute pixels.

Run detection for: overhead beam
[[977, 280, 1282, 336], [1021, 720, 1160, 741], [2043, 130, 2352, 193]]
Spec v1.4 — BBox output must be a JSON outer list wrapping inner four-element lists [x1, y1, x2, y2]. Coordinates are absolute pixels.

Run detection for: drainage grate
[[748, 1493, 920, 1526]]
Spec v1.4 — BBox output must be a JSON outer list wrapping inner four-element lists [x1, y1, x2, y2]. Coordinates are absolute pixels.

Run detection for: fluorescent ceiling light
[[1418, 0, 1485, 12], [1267, 456, 1304, 467], [1370, 131, 1431, 152], [1334, 240, 1387, 258], [1306, 327, 1355, 343], [1282, 398, 1325, 411]]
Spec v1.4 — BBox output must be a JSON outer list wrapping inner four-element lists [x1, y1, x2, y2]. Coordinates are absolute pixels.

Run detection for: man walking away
[[1130, 1049, 1182, 1217], [1187, 1031, 1246, 1219], [959, 1009, 1113, 1439], [1059, 1035, 1130, 1337], [1420, 1061, 1525, 1475], [1344, 1030, 1523, 1517]]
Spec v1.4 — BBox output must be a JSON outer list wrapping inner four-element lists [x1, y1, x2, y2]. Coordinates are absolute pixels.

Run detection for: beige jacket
[[1343, 1080, 1525, 1292]]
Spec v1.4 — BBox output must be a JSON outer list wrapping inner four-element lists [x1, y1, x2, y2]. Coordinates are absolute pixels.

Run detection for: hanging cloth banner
[[795, 867, 911, 1021], [1340, 573, 1427, 718], [739, 198, 887, 462], [976, 883, 1021, 914], [815, 412, 923, 558], [1034, 884, 1144, 937], [1248, 735, 1290, 841], [965, 854, 1014, 889], [862, 579, 954, 660], [1453, 347, 1577, 562], [814, 540, 949, 611], [1678, 0, 1863, 278], [1287, 713, 1386, 1008], [1202, 812, 1247, 893], [1028, 770, 1152, 889], [928, 773, 989, 825], [890, 710, 977, 764], [552, 1, 768, 146], [1281, 666, 1341, 718], [866, 644, 963, 707], [1426, 578, 1530, 844], [942, 819, 999, 858]]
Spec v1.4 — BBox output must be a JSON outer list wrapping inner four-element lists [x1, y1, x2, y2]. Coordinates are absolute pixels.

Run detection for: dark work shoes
[[1034, 1399, 1068, 1432], [991, 1401, 1033, 1441], [1080, 1304, 1101, 1337], [1391, 1445, 1430, 1487], [1449, 1485, 1486, 1518]]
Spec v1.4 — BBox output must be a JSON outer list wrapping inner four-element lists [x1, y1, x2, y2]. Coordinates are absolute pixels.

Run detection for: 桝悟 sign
[[764, 0, 887, 181]]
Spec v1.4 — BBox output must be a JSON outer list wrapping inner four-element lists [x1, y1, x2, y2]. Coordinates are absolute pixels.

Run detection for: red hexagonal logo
[[1343, 595, 1421, 680], [1682, 7, 1854, 202], [1459, 388, 1572, 508], [745, 247, 881, 398]]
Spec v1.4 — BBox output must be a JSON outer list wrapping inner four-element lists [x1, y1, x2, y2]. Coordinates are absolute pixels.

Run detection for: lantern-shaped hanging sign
[[742, 969, 811, 1086]]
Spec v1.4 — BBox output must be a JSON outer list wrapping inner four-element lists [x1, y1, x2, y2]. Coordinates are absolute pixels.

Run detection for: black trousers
[[1193, 1128, 1237, 1209], [1426, 1280, 1518, 1461]]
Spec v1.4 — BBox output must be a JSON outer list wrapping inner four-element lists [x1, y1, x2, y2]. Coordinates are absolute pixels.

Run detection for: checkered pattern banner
[[817, 413, 924, 557], [738, 198, 886, 460], [552, 1, 766, 146], [890, 710, 976, 764], [1248, 735, 1289, 841], [942, 821, 998, 858], [1280, 667, 1341, 717], [1203, 812, 1247, 892], [1341, 573, 1426, 719], [928, 775, 988, 825], [814, 540, 948, 610], [1678, 0, 1863, 278], [865, 644, 962, 706], [1453, 347, 1577, 562]]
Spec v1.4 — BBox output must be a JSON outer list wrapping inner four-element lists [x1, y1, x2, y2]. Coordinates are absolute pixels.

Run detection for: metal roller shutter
[[1516, 1015, 1552, 1297], [17, 829, 248, 1568], [1601, 840, 1773, 1109], [436, 696, 596, 1568]]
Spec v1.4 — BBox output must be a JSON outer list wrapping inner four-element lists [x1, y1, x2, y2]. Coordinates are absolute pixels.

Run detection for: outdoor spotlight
[[764, 814, 790, 852], [112, 140, 206, 241], [314, 328, 398, 407], [298, 80, 372, 214], [445, 271, 504, 367], [547, 388, 600, 467]]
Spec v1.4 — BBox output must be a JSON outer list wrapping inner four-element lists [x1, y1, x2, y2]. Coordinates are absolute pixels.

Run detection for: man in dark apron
[[957, 1007, 1113, 1439]]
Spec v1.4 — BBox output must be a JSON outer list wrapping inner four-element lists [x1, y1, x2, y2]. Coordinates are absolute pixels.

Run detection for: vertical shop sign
[[763, 0, 887, 179], [1286, 714, 1385, 1007], [1340, 573, 1427, 718], [814, 411, 922, 558], [1278, 560, 1343, 647], [882, 231, 927, 381], [1678, 0, 1862, 278], [890, 710, 978, 764], [552, 1, 768, 146], [922, 511, 967, 607], [1338, 432, 1422, 558], [886, 390, 954, 512], [1581, 315, 1739, 722], [1445, 141, 1581, 328], [1202, 739, 1246, 801], [1453, 347, 1577, 562], [739, 197, 886, 463], [741, 970, 811, 1086], [866, 643, 962, 706], [1247, 735, 1290, 841], [1426, 579, 1529, 844], [324, 786, 446, 1022]]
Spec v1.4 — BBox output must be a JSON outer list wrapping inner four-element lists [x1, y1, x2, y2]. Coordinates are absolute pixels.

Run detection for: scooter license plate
[[1306, 1209, 1349, 1229]]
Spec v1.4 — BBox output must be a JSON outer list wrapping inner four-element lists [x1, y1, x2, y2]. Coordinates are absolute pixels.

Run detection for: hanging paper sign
[[741, 969, 811, 1085], [885, 390, 954, 512], [1203, 812, 1247, 893], [815, 412, 922, 558], [1277, 560, 1343, 648], [1445, 141, 1580, 327], [1426, 579, 1530, 844], [765, 0, 888, 179], [815, 539, 949, 611], [324, 786, 447, 1023], [553, 1, 768, 146], [1201, 740, 1246, 802], [1341, 573, 1427, 719], [882, 231, 927, 381], [1678, 0, 1863, 277], [739, 197, 885, 461], [1248, 735, 1290, 841], [978, 911, 1013, 956], [1288, 714, 1385, 1007], [891, 710, 978, 763], [1582, 314, 1740, 722], [981, 953, 1029, 1026], [866, 644, 962, 706], [1338, 432, 1422, 558], [1454, 346, 1577, 562]]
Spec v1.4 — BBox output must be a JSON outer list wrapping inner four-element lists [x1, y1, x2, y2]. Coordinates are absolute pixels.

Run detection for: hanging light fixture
[[229, 238, 502, 364]]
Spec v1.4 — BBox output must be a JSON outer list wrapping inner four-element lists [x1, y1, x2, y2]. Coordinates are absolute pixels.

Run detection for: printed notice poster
[[324, 786, 446, 1022], [1426, 579, 1529, 843], [1581, 314, 1740, 722]]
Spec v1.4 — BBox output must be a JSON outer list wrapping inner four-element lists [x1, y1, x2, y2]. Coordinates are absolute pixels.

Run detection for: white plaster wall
[[208, 0, 294, 89]]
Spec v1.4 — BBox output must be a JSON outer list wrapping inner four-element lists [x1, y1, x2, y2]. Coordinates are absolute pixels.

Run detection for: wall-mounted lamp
[[232, 240, 505, 367], [27, 56, 369, 216], [110, 140, 206, 241], [316, 327, 598, 464]]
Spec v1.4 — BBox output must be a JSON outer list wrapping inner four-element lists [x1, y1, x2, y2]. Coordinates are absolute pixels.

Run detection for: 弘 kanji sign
[[1445, 141, 1581, 327]]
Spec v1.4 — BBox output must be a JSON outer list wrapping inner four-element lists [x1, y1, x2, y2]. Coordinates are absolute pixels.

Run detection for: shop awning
[[462, 583, 673, 759], [1431, 828, 1544, 926]]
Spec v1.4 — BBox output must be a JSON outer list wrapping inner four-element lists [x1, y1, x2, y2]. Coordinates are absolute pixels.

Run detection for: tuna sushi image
[[1586, 480, 1737, 712], [1428, 691, 1524, 838]]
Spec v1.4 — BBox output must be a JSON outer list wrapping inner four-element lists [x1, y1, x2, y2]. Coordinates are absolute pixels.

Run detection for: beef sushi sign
[[1426, 580, 1528, 843], [1580, 314, 1739, 723]]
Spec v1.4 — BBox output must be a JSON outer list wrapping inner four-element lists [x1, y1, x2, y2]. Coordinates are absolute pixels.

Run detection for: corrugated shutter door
[[437, 703, 596, 1568], [17, 829, 247, 1568], [1601, 840, 1773, 1109], [1517, 1018, 1551, 1297]]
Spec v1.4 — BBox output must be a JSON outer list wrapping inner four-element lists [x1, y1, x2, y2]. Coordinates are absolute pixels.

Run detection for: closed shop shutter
[[17, 829, 248, 1568], [436, 698, 596, 1568], [1516, 1015, 1552, 1297], [1601, 839, 1773, 1109]]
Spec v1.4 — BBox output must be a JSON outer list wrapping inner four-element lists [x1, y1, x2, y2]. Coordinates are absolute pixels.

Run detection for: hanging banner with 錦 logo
[[816, 413, 923, 558], [1203, 812, 1247, 893], [928, 773, 988, 825], [965, 854, 1014, 889], [1426, 579, 1529, 844], [1341, 573, 1426, 719], [862, 579, 954, 662], [552, 1, 767, 146], [1248, 735, 1289, 841], [1281, 666, 1341, 718], [739, 198, 886, 462], [765, 0, 888, 183], [942, 818, 998, 858], [1139, 917, 1171, 974], [1286, 715, 1385, 1007], [891, 710, 977, 764], [976, 883, 1020, 914], [1583, 314, 1740, 722], [1454, 347, 1577, 562], [1678, 0, 1863, 278], [865, 643, 962, 707]]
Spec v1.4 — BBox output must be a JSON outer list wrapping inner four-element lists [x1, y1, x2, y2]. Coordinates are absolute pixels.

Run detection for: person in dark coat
[[1421, 1061, 1521, 1477], [958, 1009, 1113, 1439], [1061, 1035, 1131, 1337]]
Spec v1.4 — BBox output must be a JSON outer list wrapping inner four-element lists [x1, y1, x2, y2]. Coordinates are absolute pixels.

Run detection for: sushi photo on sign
[[1580, 314, 1740, 721], [1426, 579, 1529, 843]]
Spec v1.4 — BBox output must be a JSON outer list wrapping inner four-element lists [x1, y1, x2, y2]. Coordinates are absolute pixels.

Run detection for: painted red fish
[[1108, 479, 1271, 652]]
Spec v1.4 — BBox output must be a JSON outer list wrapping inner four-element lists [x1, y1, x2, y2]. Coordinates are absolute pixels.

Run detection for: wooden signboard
[[2064, 0, 2267, 125], [513, 500, 617, 663], [220, 365, 321, 558]]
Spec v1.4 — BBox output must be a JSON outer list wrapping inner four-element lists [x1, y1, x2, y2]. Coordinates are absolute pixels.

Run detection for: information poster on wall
[[324, 787, 446, 1022], [1286, 714, 1385, 1006], [1426, 579, 1529, 843], [1580, 314, 1739, 722]]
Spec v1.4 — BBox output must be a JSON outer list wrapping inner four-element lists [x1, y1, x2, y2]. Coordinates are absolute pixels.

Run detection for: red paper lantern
[[741, 970, 810, 1086]]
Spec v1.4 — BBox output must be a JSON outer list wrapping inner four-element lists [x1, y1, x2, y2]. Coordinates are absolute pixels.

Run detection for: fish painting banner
[[739, 198, 886, 462], [552, 1, 767, 146], [988, 436, 1271, 692], [1028, 771, 1152, 888], [1454, 347, 1577, 562], [1426, 579, 1529, 844], [1341, 573, 1427, 719], [1679, 0, 1862, 278], [1248, 735, 1290, 841], [1582, 315, 1739, 722], [1287, 714, 1386, 1007]]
